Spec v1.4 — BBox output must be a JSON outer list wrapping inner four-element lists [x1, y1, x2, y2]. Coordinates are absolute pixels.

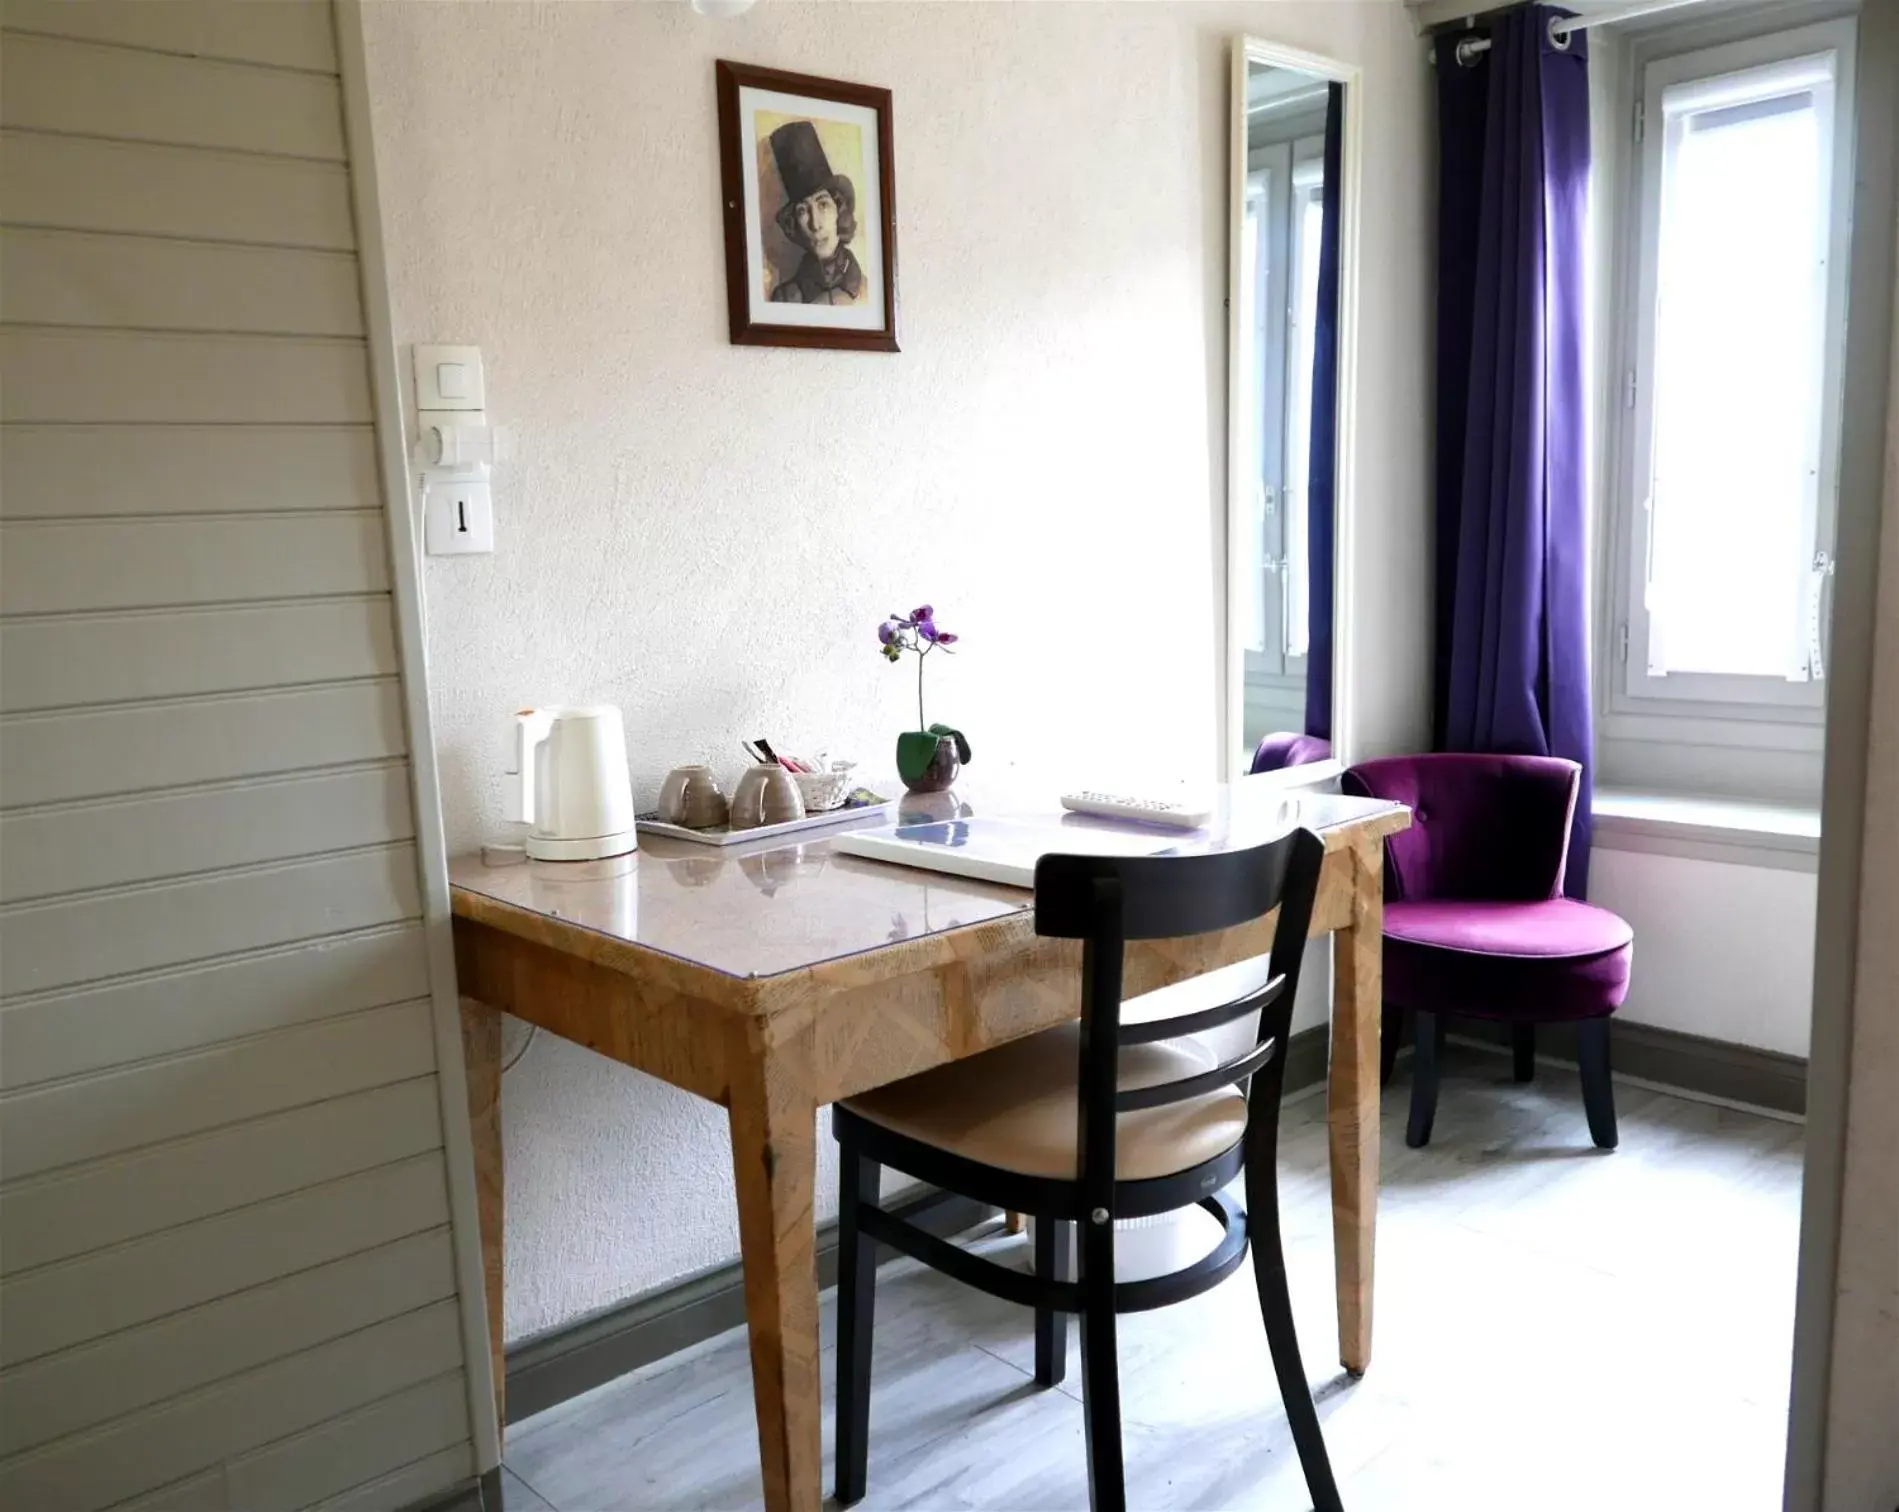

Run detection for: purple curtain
[[1304, 82, 1343, 742], [1434, 6, 1594, 895]]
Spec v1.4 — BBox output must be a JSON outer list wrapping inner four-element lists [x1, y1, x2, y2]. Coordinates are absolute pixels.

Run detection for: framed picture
[[715, 60, 899, 352]]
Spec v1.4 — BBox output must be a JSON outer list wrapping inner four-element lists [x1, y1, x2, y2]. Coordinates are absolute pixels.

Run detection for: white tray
[[635, 793, 896, 848]]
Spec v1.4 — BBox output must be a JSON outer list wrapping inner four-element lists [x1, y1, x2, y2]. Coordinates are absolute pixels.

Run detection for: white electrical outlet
[[424, 473, 494, 555]]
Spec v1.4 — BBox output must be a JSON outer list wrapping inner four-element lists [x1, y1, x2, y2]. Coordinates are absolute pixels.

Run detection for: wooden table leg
[[727, 1013, 822, 1512], [1328, 838, 1384, 1376], [460, 996, 506, 1433]]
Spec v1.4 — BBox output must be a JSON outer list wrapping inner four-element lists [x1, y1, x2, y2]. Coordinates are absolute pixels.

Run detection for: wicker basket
[[792, 765, 854, 812]]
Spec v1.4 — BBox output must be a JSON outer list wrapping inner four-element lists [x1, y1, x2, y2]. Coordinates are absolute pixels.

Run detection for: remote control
[[1060, 790, 1215, 830]]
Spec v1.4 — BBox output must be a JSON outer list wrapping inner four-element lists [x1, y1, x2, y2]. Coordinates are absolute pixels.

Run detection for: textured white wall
[[361, 0, 1432, 1341], [1589, 849, 1817, 1057]]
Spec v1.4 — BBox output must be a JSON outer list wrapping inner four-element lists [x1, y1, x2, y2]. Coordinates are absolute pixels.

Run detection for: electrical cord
[[501, 1023, 539, 1075]]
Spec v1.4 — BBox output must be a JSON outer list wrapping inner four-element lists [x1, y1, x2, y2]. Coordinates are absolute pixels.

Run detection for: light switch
[[424, 473, 495, 555], [413, 344, 486, 411]]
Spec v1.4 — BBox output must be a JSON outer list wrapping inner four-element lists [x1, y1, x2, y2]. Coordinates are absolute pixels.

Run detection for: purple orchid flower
[[877, 600, 961, 729]]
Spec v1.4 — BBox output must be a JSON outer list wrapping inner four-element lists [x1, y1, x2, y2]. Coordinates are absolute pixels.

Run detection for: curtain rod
[[1446, 0, 1707, 65]]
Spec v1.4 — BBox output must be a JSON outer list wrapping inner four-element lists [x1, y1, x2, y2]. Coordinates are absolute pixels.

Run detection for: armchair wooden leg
[[834, 1148, 879, 1506], [1033, 1218, 1069, 1387], [1578, 1018, 1619, 1150], [1380, 1004, 1403, 1087], [1405, 1011, 1444, 1149], [1512, 1023, 1536, 1083]]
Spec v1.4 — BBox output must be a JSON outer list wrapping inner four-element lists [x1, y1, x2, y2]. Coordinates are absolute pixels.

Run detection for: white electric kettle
[[508, 705, 638, 860]]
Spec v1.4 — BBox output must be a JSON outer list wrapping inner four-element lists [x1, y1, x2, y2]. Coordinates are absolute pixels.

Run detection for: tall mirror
[[1227, 41, 1352, 782]]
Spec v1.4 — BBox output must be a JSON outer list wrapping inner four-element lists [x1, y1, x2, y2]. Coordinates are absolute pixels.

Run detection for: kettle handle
[[507, 708, 557, 825]]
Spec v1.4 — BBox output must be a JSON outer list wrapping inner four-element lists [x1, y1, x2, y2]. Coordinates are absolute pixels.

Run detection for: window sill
[[1591, 787, 1820, 873]]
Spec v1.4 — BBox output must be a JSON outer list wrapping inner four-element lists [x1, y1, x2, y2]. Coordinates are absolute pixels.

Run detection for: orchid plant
[[878, 604, 972, 785]]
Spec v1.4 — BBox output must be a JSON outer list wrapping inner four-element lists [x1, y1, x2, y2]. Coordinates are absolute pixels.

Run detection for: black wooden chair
[[830, 829, 1342, 1512]]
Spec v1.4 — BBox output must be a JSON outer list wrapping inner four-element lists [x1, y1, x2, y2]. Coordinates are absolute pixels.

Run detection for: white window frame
[[1243, 128, 1323, 700], [1282, 147, 1326, 669], [1244, 145, 1291, 680], [1599, 14, 1857, 795], [1595, 14, 1861, 801]]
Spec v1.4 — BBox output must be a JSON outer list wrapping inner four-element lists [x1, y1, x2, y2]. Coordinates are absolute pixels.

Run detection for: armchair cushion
[[1383, 899, 1633, 1023]]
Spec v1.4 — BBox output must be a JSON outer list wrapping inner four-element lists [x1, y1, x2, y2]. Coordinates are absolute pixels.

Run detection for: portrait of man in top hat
[[764, 119, 865, 307], [717, 61, 896, 350]]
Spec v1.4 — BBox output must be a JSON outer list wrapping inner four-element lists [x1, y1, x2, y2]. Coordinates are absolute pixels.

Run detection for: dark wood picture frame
[[715, 60, 899, 352]]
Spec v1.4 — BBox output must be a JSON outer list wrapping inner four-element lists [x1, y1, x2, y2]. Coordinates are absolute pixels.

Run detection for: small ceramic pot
[[728, 763, 806, 830], [657, 764, 729, 830], [900, 735, 962, 795]]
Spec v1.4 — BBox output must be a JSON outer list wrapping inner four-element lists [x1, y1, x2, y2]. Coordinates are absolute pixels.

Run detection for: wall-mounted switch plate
[[424, 473, 494, 554], [413, 344, 485, 412]]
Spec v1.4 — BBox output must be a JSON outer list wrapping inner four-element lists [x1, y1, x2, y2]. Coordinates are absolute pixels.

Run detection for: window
[[1284, 166, 1324, 663], [1602, 16, 1856, 796], [1242, 134, 1323, 687], [1240, 168, 1270, 658]]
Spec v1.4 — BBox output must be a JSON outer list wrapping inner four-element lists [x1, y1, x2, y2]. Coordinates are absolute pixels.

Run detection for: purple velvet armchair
[[1341, 753, 1633, 1149]]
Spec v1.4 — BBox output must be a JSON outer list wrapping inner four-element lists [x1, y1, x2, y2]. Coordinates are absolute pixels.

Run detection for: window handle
[[1640, 493, 1658, 603], [1807, 551, 1836, 682]]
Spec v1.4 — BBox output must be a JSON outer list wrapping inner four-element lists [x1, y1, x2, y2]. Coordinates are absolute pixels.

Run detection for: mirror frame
[[1221, 36, 1364, 787]]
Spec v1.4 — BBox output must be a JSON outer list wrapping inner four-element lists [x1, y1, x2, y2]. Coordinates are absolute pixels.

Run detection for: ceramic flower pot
[[897, 725, 969, 795]]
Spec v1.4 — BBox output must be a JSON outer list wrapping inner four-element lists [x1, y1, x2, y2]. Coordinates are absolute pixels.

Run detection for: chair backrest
[[1342, 752, 1578, 902], [1249, 731, 1333, 774], [1032, 828, 1326, 1198]]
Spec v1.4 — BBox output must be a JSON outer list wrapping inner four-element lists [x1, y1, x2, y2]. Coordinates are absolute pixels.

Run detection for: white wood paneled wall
[[0, 4, 482, 1508]]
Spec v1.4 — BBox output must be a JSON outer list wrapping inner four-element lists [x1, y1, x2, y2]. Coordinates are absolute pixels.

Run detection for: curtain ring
[[1547, 15, 1574, 51], [1454, 36, 1486, 67]]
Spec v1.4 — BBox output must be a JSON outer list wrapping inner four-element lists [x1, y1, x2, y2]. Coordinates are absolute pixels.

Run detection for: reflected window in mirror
[[1236, 59, 1342, 775]]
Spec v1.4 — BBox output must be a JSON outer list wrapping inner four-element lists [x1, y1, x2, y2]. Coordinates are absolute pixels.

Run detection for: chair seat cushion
[[1383, 899, 1633, 1023], [839, 1023, 1248, 1182]]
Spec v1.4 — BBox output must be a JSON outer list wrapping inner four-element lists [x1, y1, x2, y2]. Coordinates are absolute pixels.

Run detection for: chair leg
[[1406, 1010, 1444, 1148], [1380, 1003, 1403, 1087], [1246, 1128, 1344, 1510], [1512, 1022, 1536, 1083], [1078, 1212, 1125, 1511], [833, 1148, 879, 1506], [1033, 1218, 1070, 1387], [1578, 1018, 1619, 1150]]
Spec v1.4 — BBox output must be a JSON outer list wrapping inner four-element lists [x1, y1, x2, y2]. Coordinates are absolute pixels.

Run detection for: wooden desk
[[452, 785, 1408, 1512]]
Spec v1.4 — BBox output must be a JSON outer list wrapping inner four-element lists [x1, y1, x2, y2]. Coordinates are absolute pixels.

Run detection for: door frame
[[333, 0, 503, 1474]]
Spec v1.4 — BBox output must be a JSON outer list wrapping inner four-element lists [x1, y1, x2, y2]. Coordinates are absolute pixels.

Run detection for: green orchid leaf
[[927, 723, 972, 765], [897, 730, 942, 783]]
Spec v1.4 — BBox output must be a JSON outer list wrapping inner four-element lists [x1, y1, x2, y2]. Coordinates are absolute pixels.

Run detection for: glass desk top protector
[[449, 783, 1399, 981]]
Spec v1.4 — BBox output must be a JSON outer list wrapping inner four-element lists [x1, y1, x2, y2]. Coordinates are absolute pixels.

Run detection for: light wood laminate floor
[[502, 1046, 1804, 1512]]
